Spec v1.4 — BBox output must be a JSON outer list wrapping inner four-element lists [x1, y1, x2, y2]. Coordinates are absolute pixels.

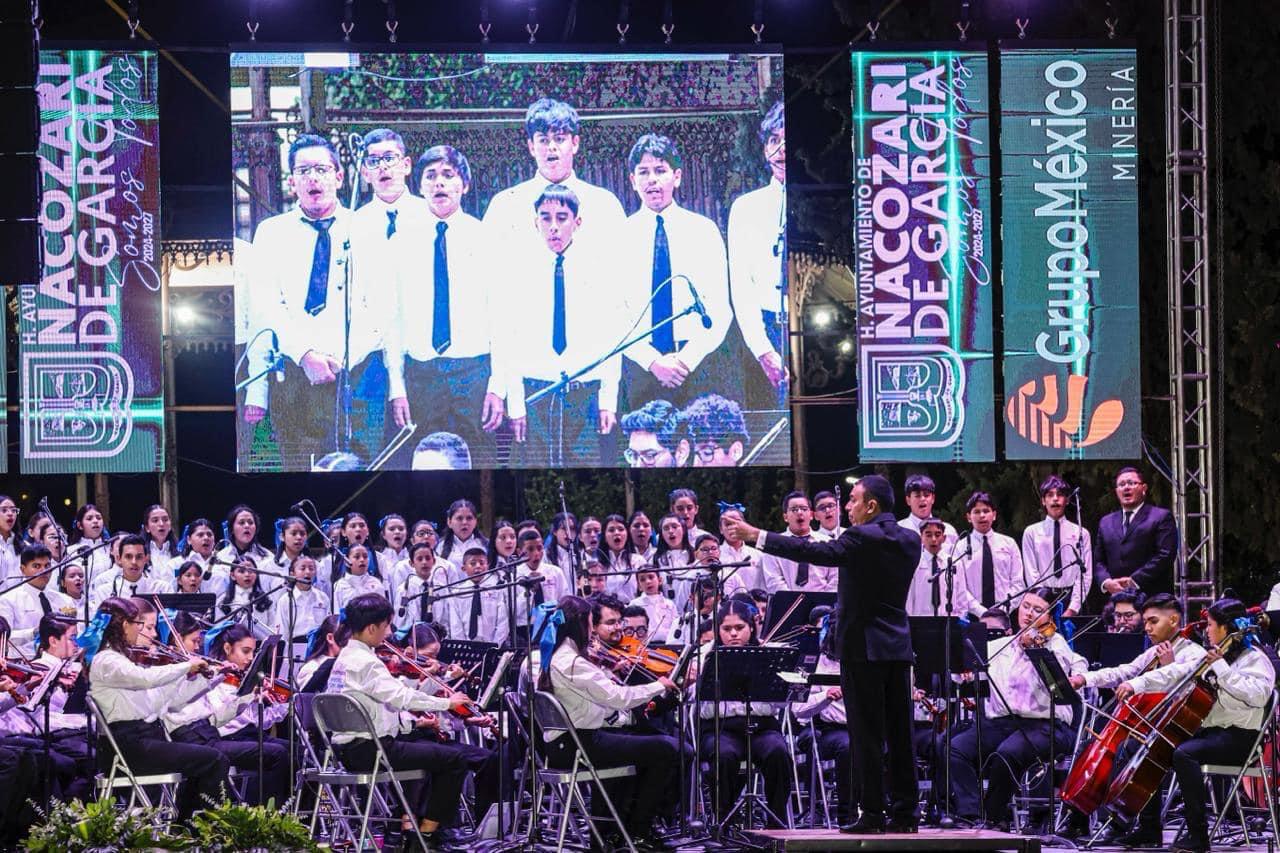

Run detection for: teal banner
[[851, 50, 994, 462], [1000, 47, 1140, 459], [21, 50, 163, 473]]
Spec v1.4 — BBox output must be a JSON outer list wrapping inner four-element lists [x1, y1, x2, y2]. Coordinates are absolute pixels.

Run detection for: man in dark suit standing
[[1091, 466, 1179, 610], [723, 474, 921, 833]]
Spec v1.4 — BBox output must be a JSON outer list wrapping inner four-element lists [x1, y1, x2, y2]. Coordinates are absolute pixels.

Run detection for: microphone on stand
[[686, 280, 713, 329]]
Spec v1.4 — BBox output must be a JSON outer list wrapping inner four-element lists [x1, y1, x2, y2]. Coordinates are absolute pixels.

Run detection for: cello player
[[1065, 593, 1204, 846]]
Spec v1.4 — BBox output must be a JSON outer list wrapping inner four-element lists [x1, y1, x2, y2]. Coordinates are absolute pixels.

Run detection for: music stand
[[439, 639, 500, 693], [1071, 629, 1146, 668], [1025, 646, 1081, 844], [238, 632, 282, 804], [696, 645, 800, 833], [762, 591, 835, 640], [153, 593, 217, 617], [909, 616, 965, 692]]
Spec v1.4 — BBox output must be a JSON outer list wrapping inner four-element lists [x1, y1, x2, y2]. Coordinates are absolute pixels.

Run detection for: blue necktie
[[303, 217, 335, 316], [552, 254, 567, 355], [651, 214, 674, 354], [386, 209, 397, 238], [432, 221, 451, 354]]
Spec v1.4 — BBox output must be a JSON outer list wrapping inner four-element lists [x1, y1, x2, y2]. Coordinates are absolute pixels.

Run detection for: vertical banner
[[851, 51, 994, 462], [1000, 48, 1139, 459], [21, 50, 162, 473]]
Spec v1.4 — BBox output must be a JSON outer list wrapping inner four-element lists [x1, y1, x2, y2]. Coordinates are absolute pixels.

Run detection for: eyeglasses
[[1023, 603, 1048, 615], [292, 164, 337, 178], [815, 502, 839, 512], [363, 153, 403, 169], [1115, 480, 1144, 488], [620, 625, 648, 638], [624, 448, 666, 465], [693, 443, 722, 462]]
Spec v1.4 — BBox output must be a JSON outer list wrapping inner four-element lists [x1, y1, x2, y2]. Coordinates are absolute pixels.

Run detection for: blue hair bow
[[717, 501, 746, 516], [221, 520, 231, 545], [817, 613, 830, 650], [156, 609, 176, 646], [533, 602, 564, 666], [304, 624, 324, 661], [75, 612, 111, 664], [176, 523, 191, 554], [337, 607, 348, 625], [202, 617, 236, 657], [274, 518, 285, 549], [1235, 617, 1255, 649], [393, 627, 411, 644]]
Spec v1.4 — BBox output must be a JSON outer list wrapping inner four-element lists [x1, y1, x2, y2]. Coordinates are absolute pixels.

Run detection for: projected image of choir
[[239, 94, 788, 472]]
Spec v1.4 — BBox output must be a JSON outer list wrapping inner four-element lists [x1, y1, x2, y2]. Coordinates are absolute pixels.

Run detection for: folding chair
[[307, 693, 428, 851], [288, 692, 344, 839], [530, 690, 638, 853], [86, 696, 183, 821], [1204, 690, 1280, 847]]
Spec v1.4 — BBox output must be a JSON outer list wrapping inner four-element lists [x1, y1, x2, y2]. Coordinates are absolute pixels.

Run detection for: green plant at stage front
[[23, 795, 191, 852], [189, 798, 321, 852]]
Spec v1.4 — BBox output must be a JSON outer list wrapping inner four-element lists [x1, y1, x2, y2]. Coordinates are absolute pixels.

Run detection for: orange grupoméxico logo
[[1006, 373, 1124, 449]]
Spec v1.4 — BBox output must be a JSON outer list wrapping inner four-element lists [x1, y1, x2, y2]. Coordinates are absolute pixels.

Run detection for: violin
[[378, 643, 498, 737], [2, 659, 47, 683], [126, 645, 190, 666], [221, 668, 293, 704], [597, 635, 680, 678]]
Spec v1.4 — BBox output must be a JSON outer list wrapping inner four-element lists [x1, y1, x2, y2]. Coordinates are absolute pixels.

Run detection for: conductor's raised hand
[[720, 514, 761, 543]]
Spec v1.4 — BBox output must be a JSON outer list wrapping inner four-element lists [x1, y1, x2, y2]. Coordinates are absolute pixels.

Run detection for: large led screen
[[231, 51, 789, 472], [1000, 47, 1140, 459], [851, 50, 995, 462]]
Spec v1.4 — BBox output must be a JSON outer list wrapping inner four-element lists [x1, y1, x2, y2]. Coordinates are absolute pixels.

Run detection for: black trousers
[[102, 719, 230, 821], [270, 353, 383, 470], [544, 726, 679, 835], [520, 378, 610, 467], [797, 722, 854, 823], [698, 716, 792, 827], [402, 729, 503, 822], [336, 735, 467, 826], [947, 714, 1074, 822], [389, 354, 493, 468], [171, 720, 290, 807], [0, 743, 38, 844], [840, 656, 918, 823], [1171, 725, 1258, 842]]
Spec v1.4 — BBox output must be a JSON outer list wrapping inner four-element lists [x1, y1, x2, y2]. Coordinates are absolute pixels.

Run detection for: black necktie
[[420, 582, 431, 623], [303, 217, 335, 316], [980, 534, 995, 606], [1052, 519, 1063, 578], [532, 577, 545, 607], [795, 535, 810, 588], [129, 583, 137, 597], [930, 555, 941, 615], [651, 214, 674, 354], [552, 254, 567, 355], [386, 208, 397, 238], [1123, 510, 1133, 536], [432, 221, 451, 354], [469, 585, 482, 638], [38, 591, 51, 615]]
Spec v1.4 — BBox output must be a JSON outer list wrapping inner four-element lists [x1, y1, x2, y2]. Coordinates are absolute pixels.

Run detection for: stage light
[[845, 476, 858, 485], [63, 498, 72, 507], [838, 339, 853, 354], [174, 305, 197, 326], [812, 308, 831, 328], [20, 493, 28, 501]]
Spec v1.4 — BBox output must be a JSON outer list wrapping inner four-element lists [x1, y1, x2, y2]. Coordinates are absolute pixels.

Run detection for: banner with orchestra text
[[1000, 47, 1140, 460], [20, 50, 163, 473], [851, 50, 995, 462]]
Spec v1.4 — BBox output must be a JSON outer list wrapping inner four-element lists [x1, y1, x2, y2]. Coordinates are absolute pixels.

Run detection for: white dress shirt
[[147, 540, 174, 569], [760, 529, 839, 594], [65, 538, 114, 585], [545, 639, 666, 741], [813, 524, 846, 542], [1128, 646, 1276, 730], [0, 583, 75, 656], [620, 202, 730, 373], [629, 592, 681, 644], [436, 535, 485, 571], [89, 647, 192, 724], [444, 576, 510, 646], [274, 585, 330, 641], [166, 551, 218, 595], [89, 569, 173, 613], [333, 572, 388, 613], [497, 239, 628, 420], [791, 653, 846, 726], [726, 178, 786, 359], [326, 637, 451, 743], [0, 533, 19, 584], [696, 643, 783, 720], [215, 543, 279, 593], [380, 204, 501, 400], [1021, 517, 1094, 614], [719, 542, 765, 592], [898, 514, 960, 547], [34, 652, 87, 732], [220, 584, 277, 639], [984, 633, 1087, 724], [218, 684, 289, 737], [251, 205, 371, 368], [905, 548, 959, 617], [954, 530, 1024, 617], [1083, 636, 1205, 689], [482, 171, 626, 259], [349, 191, 427, 360], [160, 673, 238, 733], [602, 549, 643, 601], [393, 568, 452, 630]]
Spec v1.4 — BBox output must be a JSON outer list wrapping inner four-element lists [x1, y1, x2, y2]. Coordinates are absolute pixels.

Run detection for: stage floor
[[735, 826, 1278, 852]]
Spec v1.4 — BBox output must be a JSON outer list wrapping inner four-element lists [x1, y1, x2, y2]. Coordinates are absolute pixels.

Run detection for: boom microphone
[[687, 280, 713, 329]]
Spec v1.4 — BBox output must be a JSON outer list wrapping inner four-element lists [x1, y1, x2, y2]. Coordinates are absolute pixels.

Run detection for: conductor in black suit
[[723, 474, 921, 834], [1090, 466, 1179, 610]]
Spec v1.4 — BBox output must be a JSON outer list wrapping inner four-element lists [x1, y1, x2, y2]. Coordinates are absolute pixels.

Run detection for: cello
[[1060, 618, 1204, 815], [1103, 618, 1258, 820]]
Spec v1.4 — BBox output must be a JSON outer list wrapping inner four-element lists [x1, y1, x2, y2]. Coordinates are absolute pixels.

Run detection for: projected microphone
[[687, 280, 713, 329], [268, 329, 285, 383]]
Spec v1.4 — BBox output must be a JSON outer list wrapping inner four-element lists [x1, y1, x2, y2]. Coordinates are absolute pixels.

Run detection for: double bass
[[1060, 618, 1204, 815], [1104, 619, 1256, 820]]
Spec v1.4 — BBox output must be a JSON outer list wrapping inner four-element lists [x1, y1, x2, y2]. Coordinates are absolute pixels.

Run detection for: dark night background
[[3, 1, 1277, 599]]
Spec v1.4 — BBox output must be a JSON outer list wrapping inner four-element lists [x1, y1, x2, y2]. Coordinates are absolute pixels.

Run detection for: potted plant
[[189, 799, 322, 852], [23, 795, 191, 852]]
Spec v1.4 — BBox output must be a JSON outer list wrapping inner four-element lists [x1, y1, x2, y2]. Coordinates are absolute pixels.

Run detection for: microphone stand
[[291, 500, 347, 613], [558, 482, 587, 598], [334, 137, 365, 456]]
